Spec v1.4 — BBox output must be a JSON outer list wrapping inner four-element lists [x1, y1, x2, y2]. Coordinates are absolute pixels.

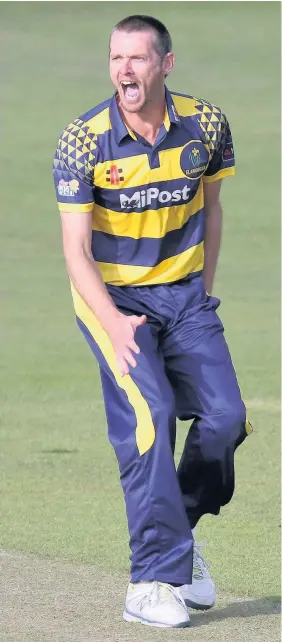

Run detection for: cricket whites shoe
[[180, 539, 216, 610], [123, 581, 190, 628]]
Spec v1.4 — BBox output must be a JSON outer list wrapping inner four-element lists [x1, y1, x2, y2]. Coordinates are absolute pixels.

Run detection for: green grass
[[0, 0, 280, 606]]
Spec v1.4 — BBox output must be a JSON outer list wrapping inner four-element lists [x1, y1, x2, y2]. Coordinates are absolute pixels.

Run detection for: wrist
[[102, 306, 124, 334], [203, 272, 214, 295]]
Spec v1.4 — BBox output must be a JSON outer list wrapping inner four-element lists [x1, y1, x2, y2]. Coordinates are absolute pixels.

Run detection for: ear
[[162, 52, 175, 77]]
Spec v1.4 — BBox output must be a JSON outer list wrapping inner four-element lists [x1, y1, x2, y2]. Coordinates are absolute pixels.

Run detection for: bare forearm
[[65, 247, 122, 332], [203, 202, 223, 294]]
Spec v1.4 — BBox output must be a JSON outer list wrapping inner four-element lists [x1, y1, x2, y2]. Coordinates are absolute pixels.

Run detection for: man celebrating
[[53, 15, 251, 629]]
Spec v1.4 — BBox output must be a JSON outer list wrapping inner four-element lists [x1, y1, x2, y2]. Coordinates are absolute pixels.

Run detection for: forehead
[[110, 29, 157, 54]]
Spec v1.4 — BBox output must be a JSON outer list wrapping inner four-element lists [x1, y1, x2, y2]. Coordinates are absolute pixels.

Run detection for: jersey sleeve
[[203, 112, 235, 183], [52, 119, 97, 212]]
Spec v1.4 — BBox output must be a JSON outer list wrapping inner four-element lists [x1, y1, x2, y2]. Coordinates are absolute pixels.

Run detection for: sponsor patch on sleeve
[[222, 143, 234, 162], [57, 179, 80, 196]]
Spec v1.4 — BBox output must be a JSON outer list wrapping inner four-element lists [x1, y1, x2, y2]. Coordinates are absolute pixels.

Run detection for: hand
[[107, 313, 147, 376]]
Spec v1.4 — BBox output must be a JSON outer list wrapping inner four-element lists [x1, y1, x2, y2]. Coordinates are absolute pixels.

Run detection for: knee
[[220, 401, 246, 436], [203, 401, 246, 457]]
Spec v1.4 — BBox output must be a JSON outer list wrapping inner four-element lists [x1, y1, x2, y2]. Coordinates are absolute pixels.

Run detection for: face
[[109, 29, 174, 114]]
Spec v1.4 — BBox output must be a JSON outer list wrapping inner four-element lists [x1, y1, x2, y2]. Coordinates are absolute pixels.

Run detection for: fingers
[[123, 348, 137, 369], [117, 348, 138, 377], [117, 357, 129, 377], [114, 314, 146, 376], [131, 314, 147, 328], [129, 340, 140, 355]]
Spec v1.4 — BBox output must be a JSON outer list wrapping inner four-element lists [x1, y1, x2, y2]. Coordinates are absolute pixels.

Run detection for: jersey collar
[[110, 86, 181, 144]]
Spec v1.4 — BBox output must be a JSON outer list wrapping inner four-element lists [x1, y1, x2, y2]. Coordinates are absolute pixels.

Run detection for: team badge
[[180, 141, 209, 180]]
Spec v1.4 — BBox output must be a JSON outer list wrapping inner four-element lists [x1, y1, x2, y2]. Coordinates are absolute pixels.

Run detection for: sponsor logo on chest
[[120, 185, 191, 210]]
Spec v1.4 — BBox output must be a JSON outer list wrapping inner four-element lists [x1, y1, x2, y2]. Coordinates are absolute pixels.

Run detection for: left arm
[[203, 180, 223, 295], [200, 108, 235, 292]]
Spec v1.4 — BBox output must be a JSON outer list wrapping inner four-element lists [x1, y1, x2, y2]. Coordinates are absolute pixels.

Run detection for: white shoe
[[123, 581, 190, 628], [180, 540, 216, 610]]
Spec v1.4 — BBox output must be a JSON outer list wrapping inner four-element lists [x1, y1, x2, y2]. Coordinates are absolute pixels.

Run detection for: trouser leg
[[162, 278, 250, 529], [76, 312, 193, 584]]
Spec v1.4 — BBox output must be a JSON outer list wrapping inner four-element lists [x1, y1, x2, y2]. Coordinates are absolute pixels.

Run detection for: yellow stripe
[[95, 153, 149, 189], [71, 285, 155, 456], [85, 107, 111, 135], [171, 94, 198, 117], [57, 202, 94, 213], [92, 186, 203, 239], [202, 167, 235, 183], [97, 241, 204, 286], [94, 145, 209, 189]]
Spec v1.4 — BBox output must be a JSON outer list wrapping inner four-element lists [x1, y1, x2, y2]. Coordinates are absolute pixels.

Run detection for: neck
[[117, 88, 166, 145]]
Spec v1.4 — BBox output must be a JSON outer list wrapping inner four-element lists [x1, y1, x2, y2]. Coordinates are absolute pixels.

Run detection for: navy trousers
[[76, 275, 249, 585]]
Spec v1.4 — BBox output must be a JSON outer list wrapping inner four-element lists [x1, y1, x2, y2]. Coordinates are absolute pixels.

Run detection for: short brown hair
[[111, 15, 172, 58]]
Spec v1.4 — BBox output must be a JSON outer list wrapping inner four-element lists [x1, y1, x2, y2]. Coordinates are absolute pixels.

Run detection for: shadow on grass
[[192, 596, 281, 627]]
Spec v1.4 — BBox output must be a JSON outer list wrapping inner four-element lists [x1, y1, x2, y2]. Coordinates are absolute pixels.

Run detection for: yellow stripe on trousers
[[71, 284, 155, 456]]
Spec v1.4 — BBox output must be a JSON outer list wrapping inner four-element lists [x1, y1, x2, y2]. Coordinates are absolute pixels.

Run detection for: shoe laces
[[193, 540, 210, 580], [137, 581, 185, 611]]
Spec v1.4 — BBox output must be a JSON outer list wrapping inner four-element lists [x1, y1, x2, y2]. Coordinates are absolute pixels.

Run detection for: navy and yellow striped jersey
[[53, 87, 235, 286]]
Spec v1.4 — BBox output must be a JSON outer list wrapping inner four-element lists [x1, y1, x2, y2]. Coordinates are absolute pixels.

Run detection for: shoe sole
[[184, 599, 215, 610], [123, 610, 190, 628]]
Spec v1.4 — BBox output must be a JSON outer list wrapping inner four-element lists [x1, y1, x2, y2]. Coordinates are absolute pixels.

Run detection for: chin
[[120, 99, 145, 114]]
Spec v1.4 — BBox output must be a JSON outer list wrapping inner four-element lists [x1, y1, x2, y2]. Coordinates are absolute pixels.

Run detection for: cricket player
[[53, 15, 251, 628]]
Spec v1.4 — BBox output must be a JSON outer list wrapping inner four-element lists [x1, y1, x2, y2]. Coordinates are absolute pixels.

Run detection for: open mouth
[[120, 80, 140, 101]]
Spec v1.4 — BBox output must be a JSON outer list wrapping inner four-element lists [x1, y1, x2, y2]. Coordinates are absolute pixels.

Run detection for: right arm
[[53, 122, 146, 375], [61, 210, 121, 331], [60, 210, 146, 376]]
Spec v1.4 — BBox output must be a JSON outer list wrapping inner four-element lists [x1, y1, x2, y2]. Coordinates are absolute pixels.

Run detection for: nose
[[119, 56, 133, 75]]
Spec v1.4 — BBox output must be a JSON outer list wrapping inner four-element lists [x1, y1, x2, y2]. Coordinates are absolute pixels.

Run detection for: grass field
[[0, 2, 281, 640]]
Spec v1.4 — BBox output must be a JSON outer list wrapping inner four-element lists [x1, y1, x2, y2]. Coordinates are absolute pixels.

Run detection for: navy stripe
[[92, 208, 204, 267], [96, 129, 148, 162], [94, 178, 199, 213], [94, 125, 201, 164], [165, 87, 181, 126]]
